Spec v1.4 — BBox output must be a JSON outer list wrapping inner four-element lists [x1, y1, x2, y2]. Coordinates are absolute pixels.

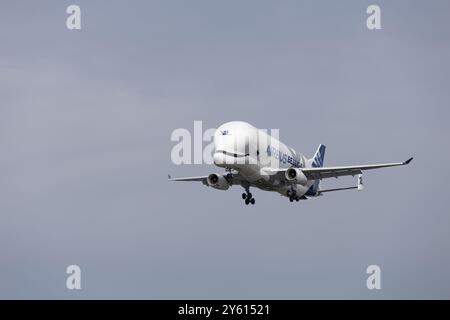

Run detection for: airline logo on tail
[[306, 144, 326, 196], [312, 144, 326, 168]]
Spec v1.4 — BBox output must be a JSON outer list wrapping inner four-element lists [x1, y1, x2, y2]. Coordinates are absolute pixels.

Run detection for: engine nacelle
[[285, 168, 308, 185], [207, 173, 230, 190]]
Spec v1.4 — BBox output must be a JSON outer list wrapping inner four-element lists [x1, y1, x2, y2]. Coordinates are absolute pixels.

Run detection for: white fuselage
[[212, 121, 314, 197]]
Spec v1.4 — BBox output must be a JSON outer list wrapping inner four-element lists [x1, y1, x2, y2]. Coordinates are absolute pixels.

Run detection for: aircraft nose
[[213, 152, 226, 166]]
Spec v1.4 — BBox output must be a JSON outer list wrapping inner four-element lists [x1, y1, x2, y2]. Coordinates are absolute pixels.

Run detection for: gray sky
[[1, 0, 449, 299]]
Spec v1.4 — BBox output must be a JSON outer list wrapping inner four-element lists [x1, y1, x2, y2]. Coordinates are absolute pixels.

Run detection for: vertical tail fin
[[305, 144, 326, 196], [310, 144, 326, 168]]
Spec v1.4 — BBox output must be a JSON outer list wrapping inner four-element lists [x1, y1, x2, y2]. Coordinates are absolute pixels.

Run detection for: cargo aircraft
[[169, 121, 413, 205]]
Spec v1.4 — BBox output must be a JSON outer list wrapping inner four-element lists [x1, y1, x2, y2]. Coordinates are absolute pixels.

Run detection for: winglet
[[403, 157, 414, 165], [357, 174, 364, 191], [168, 174, 172, 180]]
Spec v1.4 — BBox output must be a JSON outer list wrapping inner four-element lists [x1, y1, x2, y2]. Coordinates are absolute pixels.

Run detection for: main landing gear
[[242, 187, 255, 205], [287, 190, 300, 202]]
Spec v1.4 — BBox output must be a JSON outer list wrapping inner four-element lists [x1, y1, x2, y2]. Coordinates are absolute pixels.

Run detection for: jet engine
[[207, 173, 230, 190], [285, 168, 308, 185]]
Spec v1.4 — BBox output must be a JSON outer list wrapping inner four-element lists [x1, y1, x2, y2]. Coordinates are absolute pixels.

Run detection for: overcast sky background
[[1, 0, 449, 299]]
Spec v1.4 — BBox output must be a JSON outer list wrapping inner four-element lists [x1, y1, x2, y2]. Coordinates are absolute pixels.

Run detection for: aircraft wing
[[168, 172, 245, 186], [263, 157, 413, 181], [302, 157, 413, 180], [168, 174, 208, 184]]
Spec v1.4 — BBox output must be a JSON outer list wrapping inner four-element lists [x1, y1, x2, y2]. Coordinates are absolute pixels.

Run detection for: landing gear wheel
[[289, 197, 294, 202], [295, 197, 300, 202], [242, 185, 255, 205]]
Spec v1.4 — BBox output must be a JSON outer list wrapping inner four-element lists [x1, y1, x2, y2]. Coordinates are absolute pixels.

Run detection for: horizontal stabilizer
[[318, 186, 357, 194]]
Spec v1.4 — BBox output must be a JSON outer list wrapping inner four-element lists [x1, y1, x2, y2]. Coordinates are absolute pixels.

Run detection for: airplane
[[169, 121, 413, 205]]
